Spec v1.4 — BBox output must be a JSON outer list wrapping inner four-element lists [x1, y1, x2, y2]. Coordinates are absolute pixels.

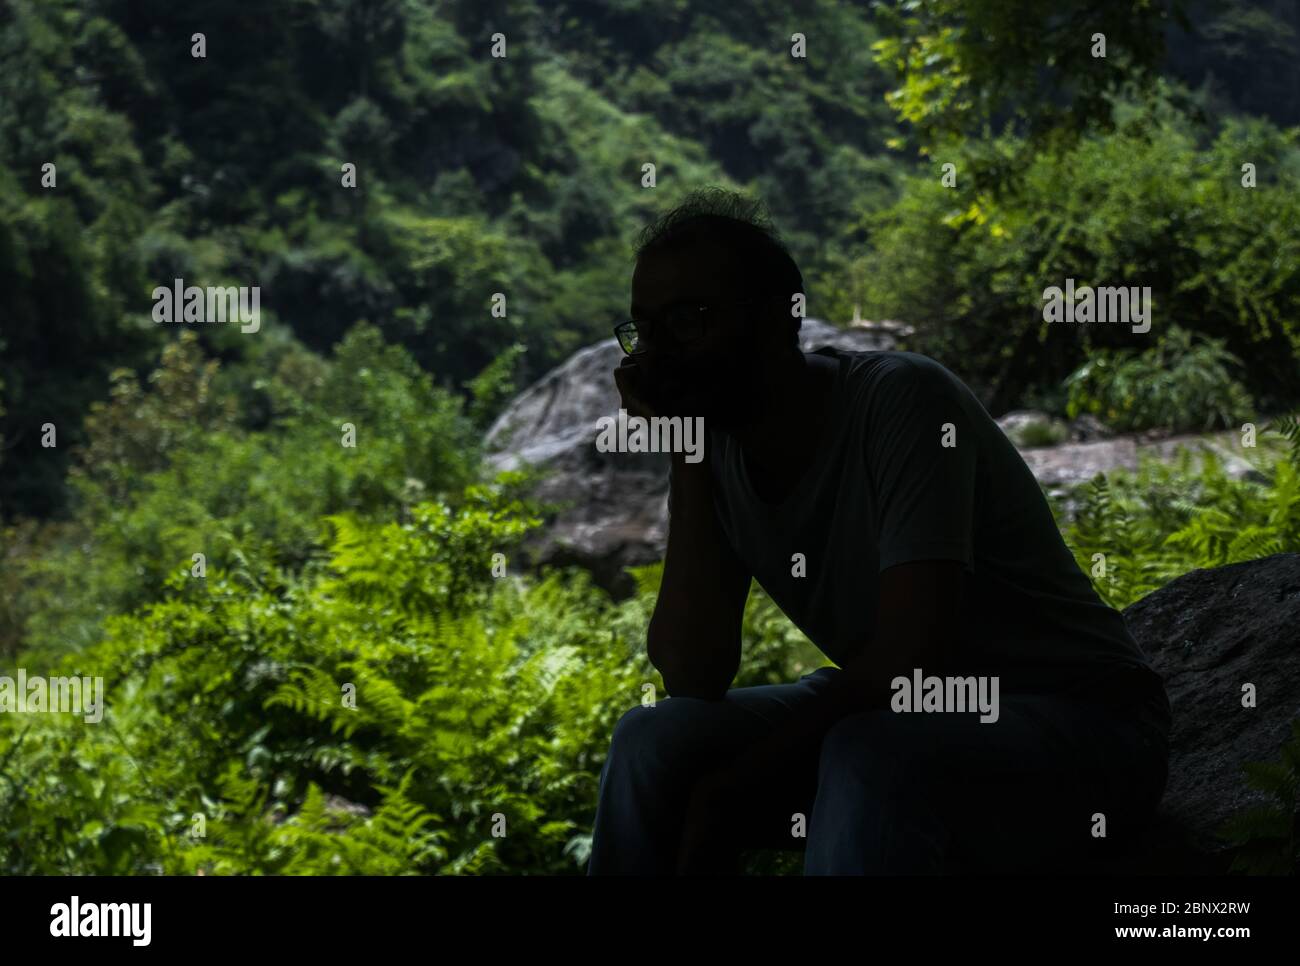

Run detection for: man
[[587, 188, 1170, 875]]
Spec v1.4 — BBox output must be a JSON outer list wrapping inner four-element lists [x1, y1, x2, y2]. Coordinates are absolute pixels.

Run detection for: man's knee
[[606, 695, 722, 773]]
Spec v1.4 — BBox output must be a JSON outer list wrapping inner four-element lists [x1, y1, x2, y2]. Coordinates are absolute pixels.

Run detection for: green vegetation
[[1059, 428, 1300, 611], [853, 108, 1300, 414], [1064, 326, 1255, 434], [1014, 419, 1070, 449], [0, 333, 814, 874]]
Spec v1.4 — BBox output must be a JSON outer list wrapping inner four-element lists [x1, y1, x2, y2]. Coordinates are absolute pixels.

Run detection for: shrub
[[1063, 326, 1255, 434], [856, 110, 1300, 414]]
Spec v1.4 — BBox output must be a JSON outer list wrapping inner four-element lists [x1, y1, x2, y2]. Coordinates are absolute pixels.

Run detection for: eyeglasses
[[613, 297, 777, 355]]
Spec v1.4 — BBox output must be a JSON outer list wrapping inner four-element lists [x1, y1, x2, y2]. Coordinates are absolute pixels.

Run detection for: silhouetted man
[[587, 188, 1171, 875]]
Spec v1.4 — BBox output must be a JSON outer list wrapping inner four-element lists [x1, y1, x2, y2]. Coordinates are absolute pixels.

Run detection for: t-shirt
[[702, 347, 1170, 729]]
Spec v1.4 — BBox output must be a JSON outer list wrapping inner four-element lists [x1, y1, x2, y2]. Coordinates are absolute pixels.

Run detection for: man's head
[[627, 188, 804, 429]]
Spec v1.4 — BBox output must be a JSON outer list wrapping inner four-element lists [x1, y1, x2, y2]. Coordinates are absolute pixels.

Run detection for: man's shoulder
[[818, 347, 967, 403]]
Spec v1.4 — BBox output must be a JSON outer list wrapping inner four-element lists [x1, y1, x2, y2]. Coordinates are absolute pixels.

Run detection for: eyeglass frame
[[613, 294, 790, 355]]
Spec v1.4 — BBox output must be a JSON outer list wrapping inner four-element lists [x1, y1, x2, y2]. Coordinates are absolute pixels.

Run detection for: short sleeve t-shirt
[[705, 347, 1169, 725]]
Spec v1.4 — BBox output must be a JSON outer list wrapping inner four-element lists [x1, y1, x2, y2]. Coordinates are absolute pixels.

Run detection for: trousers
[[587, 666, 1169, 874]]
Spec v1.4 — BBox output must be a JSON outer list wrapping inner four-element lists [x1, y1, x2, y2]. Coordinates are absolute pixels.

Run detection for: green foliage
[[0, 0, 918, 520], [186, 771, 448, 876], [1062, 438, 1300, 611], [0, 0, 161, 516], [0, 455, 825, 876], [465, 343, 527, 429], [1272, 412, 1300, 466], [1064, 326, 1255, 433], [858, 107, 1300, 413], [871, 0, 1184, 163], [8, 325, 480, 662], [1016, 420, 1069, 448], [4, 375, 1298, 879], [5, 0, 1300, 879], [0, 479, 647, 875]]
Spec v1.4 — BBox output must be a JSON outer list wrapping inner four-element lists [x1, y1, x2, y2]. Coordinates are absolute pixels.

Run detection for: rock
[[1020, 437, 1142, 491], [1141, 432, 1269, 485], [484, 319, 900, 596], [847, 317, 916, 339], [1067, 413, 1113, 442], [1106, 553, 1300, 874], [268, 793, 372, 826], [322, 794, 373, 819], [1020, 432, 1265, 492]]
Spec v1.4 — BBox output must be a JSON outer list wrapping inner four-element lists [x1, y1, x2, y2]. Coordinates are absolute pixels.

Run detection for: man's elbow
[[660, 674, 729, 702], [649, 641, 733, 702]]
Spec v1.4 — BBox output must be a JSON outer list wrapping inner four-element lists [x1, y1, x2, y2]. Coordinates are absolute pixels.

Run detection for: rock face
[[484, 319, 899, 596], [1109, 553, 1300, 874]]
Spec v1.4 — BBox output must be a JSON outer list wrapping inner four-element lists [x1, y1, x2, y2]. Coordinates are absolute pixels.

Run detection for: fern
[[1270, 413, 1300, 468]]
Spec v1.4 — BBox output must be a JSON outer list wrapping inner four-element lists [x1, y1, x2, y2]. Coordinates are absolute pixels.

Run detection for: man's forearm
[[648, 451, 743, 698], [719, 558, 962, 781], [719, 641, 940, 784], [734, 657, 883, 771]]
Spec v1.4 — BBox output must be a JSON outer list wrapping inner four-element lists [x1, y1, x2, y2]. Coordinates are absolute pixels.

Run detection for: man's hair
[[633, 187, 804, 345]]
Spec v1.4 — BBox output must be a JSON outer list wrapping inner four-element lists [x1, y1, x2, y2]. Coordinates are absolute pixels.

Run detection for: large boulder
[[484, 319, 899, 595], [1104, 553, 1300, 874]]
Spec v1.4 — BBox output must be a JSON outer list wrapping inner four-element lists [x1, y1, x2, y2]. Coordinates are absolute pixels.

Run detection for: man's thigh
[[608, 668, 835, 831], [812, 693, 1112, 872], [945, 695, 1167, 870], [613, 667, 836, 772], [589, 669, 836, 874]]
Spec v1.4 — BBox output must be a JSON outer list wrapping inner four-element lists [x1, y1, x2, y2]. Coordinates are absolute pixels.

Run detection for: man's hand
[[613, 357, 657, 421]]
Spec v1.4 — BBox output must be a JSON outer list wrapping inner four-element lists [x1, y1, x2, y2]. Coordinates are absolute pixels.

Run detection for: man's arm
[[647, 449, 751, 701], [713, 558, 965, 781]]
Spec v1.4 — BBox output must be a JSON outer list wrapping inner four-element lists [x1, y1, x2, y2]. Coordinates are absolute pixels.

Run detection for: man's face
[[628, 243, 778, 428]]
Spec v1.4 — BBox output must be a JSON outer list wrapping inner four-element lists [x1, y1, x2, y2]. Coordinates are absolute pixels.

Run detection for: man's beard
[[644, 354, 762, 431]]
